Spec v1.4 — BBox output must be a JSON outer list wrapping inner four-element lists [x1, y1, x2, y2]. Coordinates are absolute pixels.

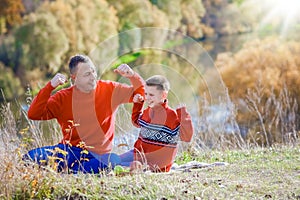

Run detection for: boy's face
[[72, 62, 97, 93], [145, 85, 167, 108]]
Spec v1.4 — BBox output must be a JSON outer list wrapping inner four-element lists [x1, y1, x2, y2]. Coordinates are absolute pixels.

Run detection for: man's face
[[73, 62, 97, 93], [145, 85, 167, 108]]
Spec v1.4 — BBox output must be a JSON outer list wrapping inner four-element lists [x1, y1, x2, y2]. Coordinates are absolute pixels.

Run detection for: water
[[201, 33, 255, 60]]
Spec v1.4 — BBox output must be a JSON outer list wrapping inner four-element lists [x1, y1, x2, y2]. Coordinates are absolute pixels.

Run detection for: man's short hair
[[68, 54, 93, 74], [146, 75, 170, 91]]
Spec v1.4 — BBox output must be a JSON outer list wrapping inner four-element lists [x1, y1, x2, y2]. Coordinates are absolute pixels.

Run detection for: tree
[[0, 62, 23, 101], [201, 0, 253, 36], [0, 0, 24, 34], [109, 0, 169, 30], [37, 0, 119, 70], [180, 0, 205, 38], [14, 12, 69, 74]]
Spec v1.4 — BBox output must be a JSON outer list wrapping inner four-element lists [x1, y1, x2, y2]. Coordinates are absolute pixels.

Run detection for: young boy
[[129, 75, 194, 172]]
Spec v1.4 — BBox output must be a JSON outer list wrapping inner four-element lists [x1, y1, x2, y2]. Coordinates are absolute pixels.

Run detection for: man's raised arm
[[28, 73, 66, 120]]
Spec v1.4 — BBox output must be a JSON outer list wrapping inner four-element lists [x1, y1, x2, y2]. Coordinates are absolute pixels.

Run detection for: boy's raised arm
[[176, 106, 194, 142]]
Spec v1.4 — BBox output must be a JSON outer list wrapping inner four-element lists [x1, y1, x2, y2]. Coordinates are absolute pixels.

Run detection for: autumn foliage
[[214, 37, 300, 145], [0, 0, 24, 33]]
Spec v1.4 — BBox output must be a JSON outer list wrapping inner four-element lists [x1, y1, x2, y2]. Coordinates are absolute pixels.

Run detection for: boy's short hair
[[146, 75, 170, 91], [68, 54, 94, 74]]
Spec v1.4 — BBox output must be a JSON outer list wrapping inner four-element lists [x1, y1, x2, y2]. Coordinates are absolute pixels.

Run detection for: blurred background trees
[[0, 0, 24, 34], [0, 0, 257, 97]]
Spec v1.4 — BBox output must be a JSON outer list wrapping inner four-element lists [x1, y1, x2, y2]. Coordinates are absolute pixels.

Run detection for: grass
[[0, 93, 299, 199], [0, 141, 299, 199]]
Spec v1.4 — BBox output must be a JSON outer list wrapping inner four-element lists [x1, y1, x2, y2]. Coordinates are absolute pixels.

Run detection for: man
[[23, 54, 144, 173]]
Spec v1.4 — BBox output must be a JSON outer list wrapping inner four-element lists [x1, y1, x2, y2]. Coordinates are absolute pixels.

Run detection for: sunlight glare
[[257, 0, 300, 38], [272, 0, 300, 16]]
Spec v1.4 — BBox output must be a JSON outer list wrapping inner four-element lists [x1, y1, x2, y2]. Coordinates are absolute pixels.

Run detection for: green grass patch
[[1, 144, 299, 199]]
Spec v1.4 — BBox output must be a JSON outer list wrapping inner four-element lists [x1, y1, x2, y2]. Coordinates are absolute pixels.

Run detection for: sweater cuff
[[129, 71, 138, 80], [46, 81, 56, 90], [176, 106, 189, 121]]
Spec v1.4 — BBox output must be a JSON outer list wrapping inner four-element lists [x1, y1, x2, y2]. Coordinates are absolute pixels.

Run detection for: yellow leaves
[[19, 167, 44, 198], [76, 141, 86, 149], [65, 128, 71, 133], [70, 160, 78, 168], [31, 179, 38, 189], [48, 156, 64, 162], [54, 147, 68, 156], [19, 126, 29, 135], [76, 141, 94, 149], [80, 158, 90, 162], [18, 126, 36, 148], [43, 147, 68, 171], [29, 174, 42, 198], [15, 147, 21, 157], [65, 120, 80, 133], [22, 174, 30, 180], [47, 156, 60, 171], [0, 0, 24, 29], [80, 149, 89, 155], [45, 148, 68, 156], [67, 120, 80, 127], [39, 160, 47, 164]]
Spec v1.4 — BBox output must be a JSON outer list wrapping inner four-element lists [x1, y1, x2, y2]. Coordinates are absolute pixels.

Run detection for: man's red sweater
[[28, 73, 144, 155]]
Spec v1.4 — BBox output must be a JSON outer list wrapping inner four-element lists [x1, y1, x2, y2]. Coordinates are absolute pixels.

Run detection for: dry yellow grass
[[200, 37, 300, 145]]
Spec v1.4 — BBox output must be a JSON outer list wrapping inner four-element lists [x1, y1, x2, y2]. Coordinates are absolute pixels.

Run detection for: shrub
[[214, 37, 300, 145], [0, 62, 23, 102]]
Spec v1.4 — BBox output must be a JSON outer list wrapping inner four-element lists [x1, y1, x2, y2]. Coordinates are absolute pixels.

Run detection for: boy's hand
[[133, 94, 144, 103], [114, 64, 134, 78], [51, 73, 67, 88]]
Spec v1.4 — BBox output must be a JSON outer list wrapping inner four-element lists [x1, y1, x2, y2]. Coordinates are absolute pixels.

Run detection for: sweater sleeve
[[176, 107, 194, 142], [112, 72, 145, 106], [27, 82, 58, 120], [131, 102, 144, 127], [129, 72, 145, 97]]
